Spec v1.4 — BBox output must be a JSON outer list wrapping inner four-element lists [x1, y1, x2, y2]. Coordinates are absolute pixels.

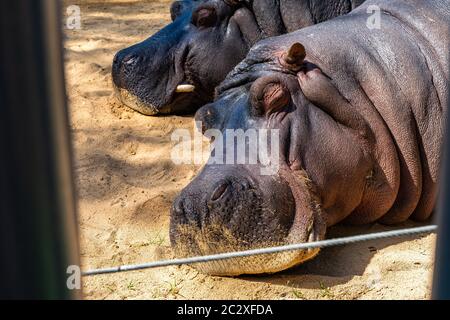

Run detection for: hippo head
[[112, 0, 261, 115], [170, 40, 373, 276]]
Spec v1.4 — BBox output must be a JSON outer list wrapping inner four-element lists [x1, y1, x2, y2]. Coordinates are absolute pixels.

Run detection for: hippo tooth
[[176, 84, 195, 93]]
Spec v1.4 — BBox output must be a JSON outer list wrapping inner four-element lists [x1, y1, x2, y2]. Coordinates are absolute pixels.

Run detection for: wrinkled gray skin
[[112, 0, 364, 115], [170, 0, 449, 275]]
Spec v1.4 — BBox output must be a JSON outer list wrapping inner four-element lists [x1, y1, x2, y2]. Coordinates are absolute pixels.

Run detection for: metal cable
[[82, 225, 437, 276]]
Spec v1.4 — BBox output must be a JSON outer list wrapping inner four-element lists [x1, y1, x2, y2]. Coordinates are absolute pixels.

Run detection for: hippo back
[[221, 0, 449, 224], [289, 0, 448, 223]]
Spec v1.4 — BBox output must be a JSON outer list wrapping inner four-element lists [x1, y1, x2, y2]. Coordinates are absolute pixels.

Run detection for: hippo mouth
[[170, 167, 327, 276], [171, 215, 322, 276], [113, 83, 202, 116]]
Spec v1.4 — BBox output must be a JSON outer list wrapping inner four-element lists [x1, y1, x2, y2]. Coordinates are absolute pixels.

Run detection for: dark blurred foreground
[[0, 1, 80, 299]]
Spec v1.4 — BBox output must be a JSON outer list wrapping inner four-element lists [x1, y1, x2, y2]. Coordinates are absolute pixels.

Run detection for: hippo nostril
[[211, 182, 229, 201], [124, 57, 136, 65], [112, 53, 141, 89], [172, 197, 194, 226], [122, 54, 140, 67]]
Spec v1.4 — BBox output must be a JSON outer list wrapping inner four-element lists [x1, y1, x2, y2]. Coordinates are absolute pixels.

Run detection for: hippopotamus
[[170, 0, 449, 275], [112, 0, 364, 115]]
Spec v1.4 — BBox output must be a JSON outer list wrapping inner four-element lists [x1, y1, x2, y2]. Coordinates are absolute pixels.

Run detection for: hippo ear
[[170, 1, 188, 21], [192, 7, 218, 28], [283, 42, 306, 70], [250, 77, 290, 116]]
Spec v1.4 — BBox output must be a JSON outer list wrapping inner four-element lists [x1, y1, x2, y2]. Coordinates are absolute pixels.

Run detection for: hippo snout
[[168, 166, 324, 276], [171, 177, 262, 232]]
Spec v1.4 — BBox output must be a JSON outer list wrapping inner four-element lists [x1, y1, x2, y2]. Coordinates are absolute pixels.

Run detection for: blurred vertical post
[[432, 29, 450, 299], [433, 125, 450, 299], [0, 0, 81, 299]]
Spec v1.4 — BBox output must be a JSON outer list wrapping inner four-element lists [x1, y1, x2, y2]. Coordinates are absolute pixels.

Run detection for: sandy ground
[[63, 0, 436, 300]]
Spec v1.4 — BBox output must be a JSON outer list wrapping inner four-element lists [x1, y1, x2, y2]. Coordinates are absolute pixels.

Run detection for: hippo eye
[[192, 7, 217, 28]]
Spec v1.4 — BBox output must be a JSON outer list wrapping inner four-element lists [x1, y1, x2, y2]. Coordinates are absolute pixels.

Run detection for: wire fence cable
[[82, 225, 437, 276]]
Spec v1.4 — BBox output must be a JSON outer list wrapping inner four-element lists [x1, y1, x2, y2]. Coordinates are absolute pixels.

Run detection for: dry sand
[[63, 0, 436, 300]]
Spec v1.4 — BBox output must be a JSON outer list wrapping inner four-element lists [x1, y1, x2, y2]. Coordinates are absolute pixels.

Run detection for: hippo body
[[112, 0, 364, 115], [170, 0, 449, 275]]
